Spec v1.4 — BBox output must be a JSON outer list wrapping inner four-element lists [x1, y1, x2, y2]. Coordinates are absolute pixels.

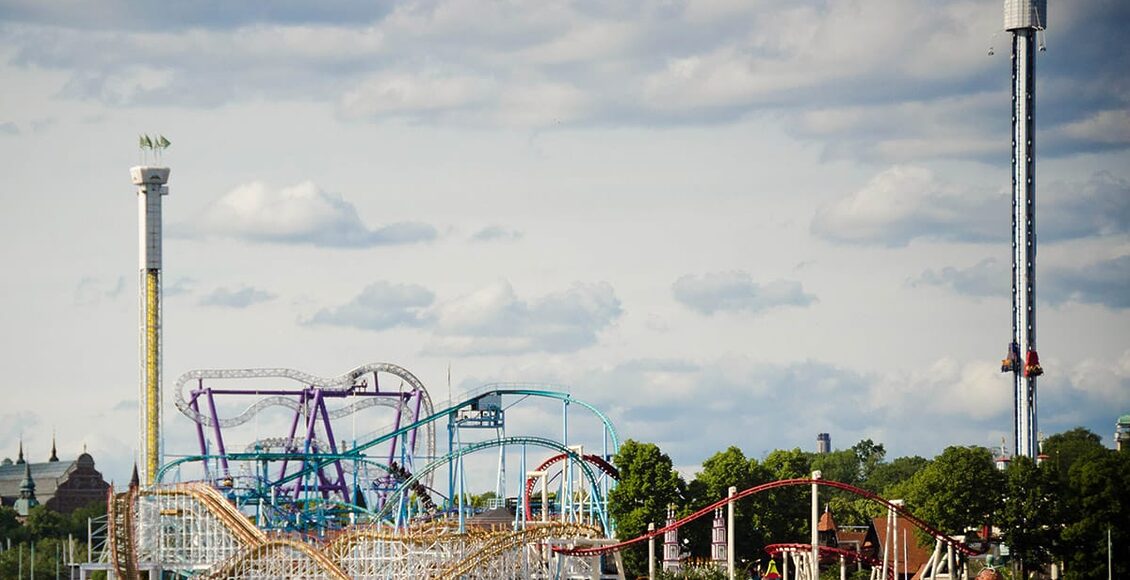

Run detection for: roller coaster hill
[[98, 363, 626, 579], [96, 362, 986, 579]]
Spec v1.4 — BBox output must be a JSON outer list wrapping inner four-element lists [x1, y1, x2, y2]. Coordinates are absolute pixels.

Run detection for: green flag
[[139, 134, 152, 149], [157, 135, 171, 149]]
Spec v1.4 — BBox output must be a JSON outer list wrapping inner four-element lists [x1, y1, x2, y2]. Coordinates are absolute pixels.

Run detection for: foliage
[[24, 506, 68, 540], [900, 445, 1004, 536], [0, 507, 26, 544], [811, 449, 863, 487], [1041, 427, 1105, 484], [0, 537, 81, 580], [0, 500, 105, 578], [756, 448, 812, 545], [851, 439, 886, 483], [470, 490, 497, 509], [608, 439, 686, 578], [999, 456, 1060, 577], [684, 447, 769, 561], [1057, 445, 1130, 579], [864, 455, 928, 497], [656, 565, 729, 579]]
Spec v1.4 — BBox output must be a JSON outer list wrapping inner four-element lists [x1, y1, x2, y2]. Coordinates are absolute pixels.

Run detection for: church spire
[[20, 461, 36, 497], [49, 433, 59, 462], [16, 437, 25, 465], [14, 460, 39, 516]]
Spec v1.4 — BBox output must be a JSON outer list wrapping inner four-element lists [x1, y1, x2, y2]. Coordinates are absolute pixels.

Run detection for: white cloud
[[1067, 350, 1130, 404], [303, 279, 622, 354], [1052, 109, 1130, 147], [914, 258, 1005, 298], [339, 72, 494, 120], [470, 225, 523, 243], [672, 271, 816, 315], [426, 280, 622, 355], [1043, 255, 1130, 309], [917, 254, 1130, 310], [306, 281, 435, 331], [74, 275, 126, 305], [2, 0, 1124, 160], [339, 72, 589, 127], [812, 166, 1001, 247], [198, 286, 276, 309], [874, 358, 1012, 421], [188, 181, 436, 247]]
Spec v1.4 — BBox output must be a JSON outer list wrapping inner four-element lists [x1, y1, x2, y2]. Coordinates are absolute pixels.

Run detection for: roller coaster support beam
[[528, 471, 548, 523], [648, 522, 656, 580], [271, 388, 619, 493], [812, 471, 821, 580], [728, 485, 736, 580]]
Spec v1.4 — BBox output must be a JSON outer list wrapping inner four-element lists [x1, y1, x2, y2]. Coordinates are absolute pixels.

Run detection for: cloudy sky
[[1, 0, 1127, 488]]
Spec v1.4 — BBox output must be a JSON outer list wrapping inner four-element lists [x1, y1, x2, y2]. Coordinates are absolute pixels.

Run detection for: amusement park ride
[[95, 1, 1043, 576]]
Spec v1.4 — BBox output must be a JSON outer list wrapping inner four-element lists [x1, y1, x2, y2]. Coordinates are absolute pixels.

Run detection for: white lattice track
[[111, 483, 618, 579]]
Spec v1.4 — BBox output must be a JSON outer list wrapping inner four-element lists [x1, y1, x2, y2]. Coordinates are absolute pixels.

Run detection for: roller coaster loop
[[553, 478, 980, 557], [374, 436, 613, 533], [269, 387, 620, 490]]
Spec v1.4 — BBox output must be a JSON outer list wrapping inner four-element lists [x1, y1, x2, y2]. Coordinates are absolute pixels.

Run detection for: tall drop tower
[[1000, 0, 1046, 459], [131, 164, 170, 484]]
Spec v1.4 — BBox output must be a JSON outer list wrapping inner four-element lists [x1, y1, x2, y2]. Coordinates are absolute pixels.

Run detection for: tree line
[[0, 501, 105, 579], [608, 428, 1129, 580]]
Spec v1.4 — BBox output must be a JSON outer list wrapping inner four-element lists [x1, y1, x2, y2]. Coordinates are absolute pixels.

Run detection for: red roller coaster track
[[554, 478, 980, 557], [765, 543, 883, 567], [523, 452, 620, 521]]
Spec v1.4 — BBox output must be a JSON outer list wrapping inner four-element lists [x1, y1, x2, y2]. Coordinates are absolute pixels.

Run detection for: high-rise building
[[816, 433, 831, 454]]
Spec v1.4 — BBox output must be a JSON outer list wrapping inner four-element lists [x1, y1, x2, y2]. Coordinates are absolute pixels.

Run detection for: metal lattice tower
[[1003, 0, 1046, 459]]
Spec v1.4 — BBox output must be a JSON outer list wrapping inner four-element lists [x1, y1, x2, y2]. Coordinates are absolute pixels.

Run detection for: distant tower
[[132, 164, 170, 485], [1000, 0, 1047, 460], [994, 438, 1011, 471], [816, 433, 831, 454], [1116, 414, 1130, 452]]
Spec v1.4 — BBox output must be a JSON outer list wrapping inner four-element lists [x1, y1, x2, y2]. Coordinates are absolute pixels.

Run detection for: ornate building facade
[[0, 439, 110, 515]]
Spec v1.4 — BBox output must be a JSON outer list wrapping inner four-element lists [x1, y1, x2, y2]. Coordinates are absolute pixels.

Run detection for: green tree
[[69, 500, 107, 539], [0, 506, 26, 545], [24, 506, 68, 541], [811, 449, 862, 487], [756, 449, 812, 544], [685, 447, 769, 561], [1058, 446, 1130, 579], [851, 439, 886, 483], [1042, 427, 1105, 485], [864, 455, 928, 496], [470, 491, 497, 509], [608, 440, 686, 578], [999, 456, 1060, 578], [812, 446, 878, 527], [0, 538, 71, 580], [901, 446, 1003, 536]]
